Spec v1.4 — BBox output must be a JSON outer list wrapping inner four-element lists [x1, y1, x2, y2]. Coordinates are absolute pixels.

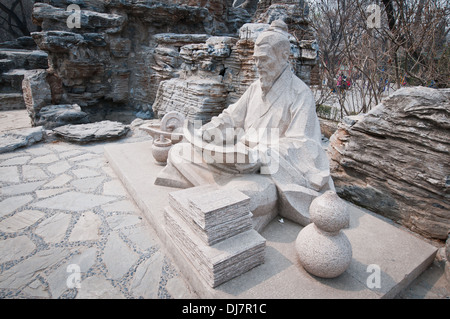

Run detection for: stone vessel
[[152, 135, 172, 165], [295, 191, 352, 278]]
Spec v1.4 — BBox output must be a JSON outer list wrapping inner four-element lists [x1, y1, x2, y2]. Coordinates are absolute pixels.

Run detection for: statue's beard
[[259, 67, 286, 97], [259, 72, 276, 96]]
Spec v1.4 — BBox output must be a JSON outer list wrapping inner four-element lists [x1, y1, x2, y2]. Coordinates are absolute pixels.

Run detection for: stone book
[[187, 188, 251, 229], [169, 186, 253, 245], [165, 206, 266, 288]]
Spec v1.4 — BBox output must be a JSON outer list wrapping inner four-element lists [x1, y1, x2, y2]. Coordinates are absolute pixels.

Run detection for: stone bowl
[[183, 120, 252, 166], [139, 123, 184, 144]]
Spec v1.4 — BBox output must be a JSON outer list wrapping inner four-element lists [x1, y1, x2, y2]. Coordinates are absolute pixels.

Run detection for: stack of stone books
[[169, 186, 253, 245], [165, 185, 266, 288]]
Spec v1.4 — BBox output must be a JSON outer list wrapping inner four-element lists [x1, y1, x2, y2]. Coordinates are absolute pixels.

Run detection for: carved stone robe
[[209, 66, 333, 192], [159, 67, 334, 225]]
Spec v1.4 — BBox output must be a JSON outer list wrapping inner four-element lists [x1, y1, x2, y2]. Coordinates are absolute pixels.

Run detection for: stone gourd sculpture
[[295, 191, 352, 278]]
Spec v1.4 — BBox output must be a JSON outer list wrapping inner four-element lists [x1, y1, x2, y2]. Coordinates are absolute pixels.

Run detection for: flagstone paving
[[0, 133, 195, 299], [0, 121, 447, 299]]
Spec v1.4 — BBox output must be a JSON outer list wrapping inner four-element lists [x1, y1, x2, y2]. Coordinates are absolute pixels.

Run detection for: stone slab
[[0, 93, 26, 111], [0, 126, 43, 154], [53, 120, 129, 143], [104, 141, 438, 299]]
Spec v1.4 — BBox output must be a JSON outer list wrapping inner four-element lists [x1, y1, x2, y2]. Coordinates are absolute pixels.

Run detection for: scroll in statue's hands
[[199, 122, 225, 145], [199, 122, 236, 146]]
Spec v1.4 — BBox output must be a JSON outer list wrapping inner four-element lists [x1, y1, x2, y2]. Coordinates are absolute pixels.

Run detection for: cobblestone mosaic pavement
[[0, 132, 195, 299]]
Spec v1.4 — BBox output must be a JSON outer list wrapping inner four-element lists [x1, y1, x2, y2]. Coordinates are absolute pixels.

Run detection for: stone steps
[[0, 93, 26, 111], [0, 49, 48, 112], [0, 69, 28, 93], [0, 49, 48, 71], [0, 59, 14, 74]]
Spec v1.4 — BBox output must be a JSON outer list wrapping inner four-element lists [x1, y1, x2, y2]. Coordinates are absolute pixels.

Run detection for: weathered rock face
[[26, 1, 315, 125], [28, 1, 251, 123], [153, 19, 317, 122], [22, 69, 52, 123], [53, 120, 130, 143], [35, 104, 89, 129], [328, 87, 450, 240]]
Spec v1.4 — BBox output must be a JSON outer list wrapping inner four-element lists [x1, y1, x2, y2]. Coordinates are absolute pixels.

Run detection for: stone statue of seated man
[[156, 20, 335, 228]]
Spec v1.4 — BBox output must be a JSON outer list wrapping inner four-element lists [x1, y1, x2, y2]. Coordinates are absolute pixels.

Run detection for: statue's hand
[[202, 130, 214, 143], [201, 122, 228, 145], [239, 130, 259, 148]]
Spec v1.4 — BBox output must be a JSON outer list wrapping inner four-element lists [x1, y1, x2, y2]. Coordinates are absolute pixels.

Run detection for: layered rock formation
[[153, 17, 318, 122], [0, 48, 48, 111], [328, 87, 450, 240], [25, 0, 316, 126], [153, 35, 237, 122], [150, 33, 210, 103], [27, 0, 251, 125]]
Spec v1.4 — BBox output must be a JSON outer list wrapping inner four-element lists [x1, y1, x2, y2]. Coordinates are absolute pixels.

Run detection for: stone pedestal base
[[104, 141, 438, 298]]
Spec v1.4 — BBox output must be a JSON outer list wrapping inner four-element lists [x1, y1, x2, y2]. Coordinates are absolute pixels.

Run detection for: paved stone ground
[[0, 110, 448, 299], [0, 130, 196, 299], [0, 110, 31, 133]]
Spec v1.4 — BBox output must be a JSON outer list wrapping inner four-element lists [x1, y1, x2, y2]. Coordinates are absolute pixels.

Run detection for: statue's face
[[253, 41, 289, 95], [253, 43, 279, 81]]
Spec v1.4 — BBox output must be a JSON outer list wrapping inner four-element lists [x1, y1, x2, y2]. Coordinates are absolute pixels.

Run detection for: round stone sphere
[[296, 224, 352, 278], [310, 190, 349, 233]]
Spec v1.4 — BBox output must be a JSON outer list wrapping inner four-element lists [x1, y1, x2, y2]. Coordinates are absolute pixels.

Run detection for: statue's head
[[254, 20, 291, 93]]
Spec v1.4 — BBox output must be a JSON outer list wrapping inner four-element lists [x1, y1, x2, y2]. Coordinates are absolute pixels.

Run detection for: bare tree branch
[[0, 0, 31, 38]]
